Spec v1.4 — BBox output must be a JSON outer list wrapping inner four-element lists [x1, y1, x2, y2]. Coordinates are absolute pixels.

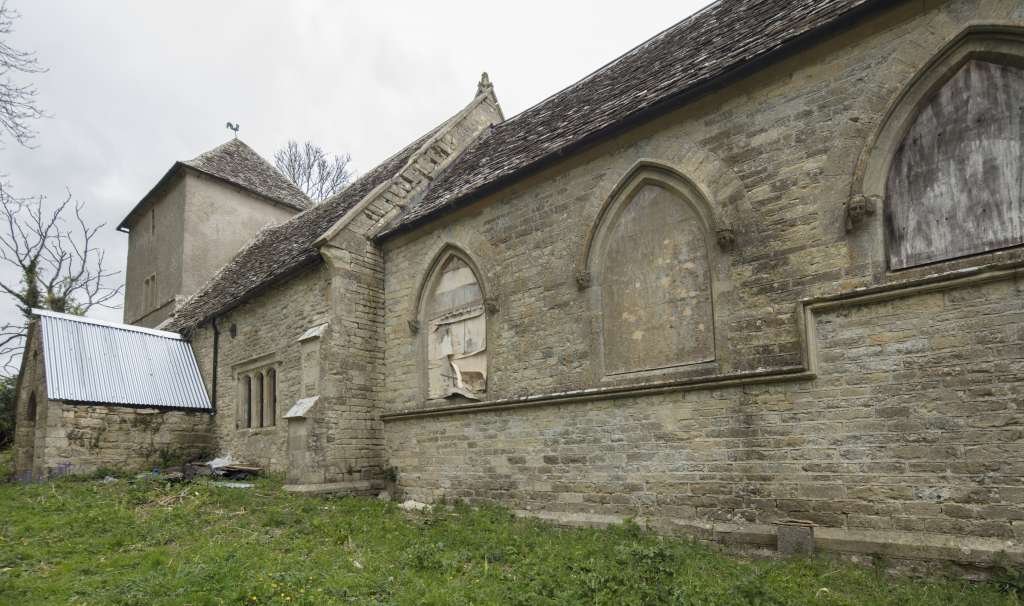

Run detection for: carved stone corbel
[[575, 271, 592, 290], [484, 296, 500, 314], [715, 228, 736, 251], [407, 319, 420, 334], [845, 194, 878, 232]]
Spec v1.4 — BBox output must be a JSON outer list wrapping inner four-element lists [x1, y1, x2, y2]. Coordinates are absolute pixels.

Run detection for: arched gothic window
[[886, 59, 1024, 269], [593, 177, 715, 375], [424, 253, 487, 400]]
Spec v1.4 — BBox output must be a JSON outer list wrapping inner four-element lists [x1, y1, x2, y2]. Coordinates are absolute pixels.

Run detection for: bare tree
[[0, 185, 122, 373], [0, 1, 45, 146], [273, 140, 353, 202]]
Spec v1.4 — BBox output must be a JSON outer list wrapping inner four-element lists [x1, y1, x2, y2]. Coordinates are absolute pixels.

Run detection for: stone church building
[[12, 0, 1024, 565]]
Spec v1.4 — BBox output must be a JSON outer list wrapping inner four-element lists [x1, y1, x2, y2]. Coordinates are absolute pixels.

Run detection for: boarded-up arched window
[[886, 60, 1024, 269], [424, 254, 487, 400], [599, 182, 714, 374]]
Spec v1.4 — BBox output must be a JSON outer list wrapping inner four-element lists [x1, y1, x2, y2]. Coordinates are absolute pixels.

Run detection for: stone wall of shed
[[381, 0, 1024, 563], [12, 321, 48, 479], [35, 405, 215, 477]]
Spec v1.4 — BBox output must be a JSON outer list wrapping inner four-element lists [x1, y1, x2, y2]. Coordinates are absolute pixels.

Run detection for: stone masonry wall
[[190, 266, 331, 474], [386, 274, 1024, 539], [12, 321, 48, 479], [301, 88, 505, 490], [38, 404, 215, 477], [380, 0, 1024, 561]]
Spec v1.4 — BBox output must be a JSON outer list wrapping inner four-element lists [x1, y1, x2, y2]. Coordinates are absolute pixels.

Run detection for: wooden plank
[[886, 60, 1024, 269]]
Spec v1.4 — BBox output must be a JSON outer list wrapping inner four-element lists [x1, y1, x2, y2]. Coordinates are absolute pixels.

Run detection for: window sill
[[236, 426, 279, 435]]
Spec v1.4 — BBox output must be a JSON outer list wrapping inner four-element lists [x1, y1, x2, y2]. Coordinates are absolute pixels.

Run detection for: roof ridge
[[502, 1, 716, 126]]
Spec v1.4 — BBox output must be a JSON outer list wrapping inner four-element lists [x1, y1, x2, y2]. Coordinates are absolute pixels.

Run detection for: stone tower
[[117, 139, 312, 328]]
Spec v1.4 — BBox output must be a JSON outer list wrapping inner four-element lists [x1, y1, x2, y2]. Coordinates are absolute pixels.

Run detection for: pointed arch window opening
[[884, 58, 1024, 269], [424, 253, 488, 400], [584, 167, 718, 377]]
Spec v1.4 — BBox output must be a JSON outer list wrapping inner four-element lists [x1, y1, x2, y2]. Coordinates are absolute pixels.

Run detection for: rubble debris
[[218, 465, 262, 479], [399, 500, 429, 512], [212, 482, 253, 489], [204, 454, 262, 479]]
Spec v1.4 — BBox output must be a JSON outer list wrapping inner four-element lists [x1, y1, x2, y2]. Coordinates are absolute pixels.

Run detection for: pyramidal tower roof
[[182, 138, 312, 212], [118, 138, 312, 231]]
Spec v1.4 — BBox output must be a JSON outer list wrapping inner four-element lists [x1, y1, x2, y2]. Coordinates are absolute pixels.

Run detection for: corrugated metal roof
[[34, 309, 212, 411]]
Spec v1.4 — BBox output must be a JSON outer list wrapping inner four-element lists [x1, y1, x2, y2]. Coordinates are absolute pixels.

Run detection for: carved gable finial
[[477, 72, 493, 96]]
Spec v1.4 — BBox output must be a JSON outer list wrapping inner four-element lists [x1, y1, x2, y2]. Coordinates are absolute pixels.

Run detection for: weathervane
[[225, 122, 240, 138]]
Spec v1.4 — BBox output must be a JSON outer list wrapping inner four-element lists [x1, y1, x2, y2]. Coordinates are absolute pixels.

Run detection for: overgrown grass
[[0, 467, 1019, 605]]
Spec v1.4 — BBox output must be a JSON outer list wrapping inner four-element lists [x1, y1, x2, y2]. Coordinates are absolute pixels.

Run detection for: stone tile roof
[[117, 138, 312, 231], [183, 138, 312, 212], [167, 126, 441, 331], [379, 0, 880, 237]]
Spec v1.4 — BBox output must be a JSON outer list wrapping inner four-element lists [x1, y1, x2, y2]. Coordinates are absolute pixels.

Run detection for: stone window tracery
[[424, 254, 488, 400]]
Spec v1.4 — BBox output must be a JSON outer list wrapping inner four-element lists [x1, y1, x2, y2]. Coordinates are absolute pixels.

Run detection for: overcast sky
[[0, 0, 711, 336]]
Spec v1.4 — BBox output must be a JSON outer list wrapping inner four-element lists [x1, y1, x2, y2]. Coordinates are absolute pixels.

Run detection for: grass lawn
[[0, 453, 1020, 605]]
